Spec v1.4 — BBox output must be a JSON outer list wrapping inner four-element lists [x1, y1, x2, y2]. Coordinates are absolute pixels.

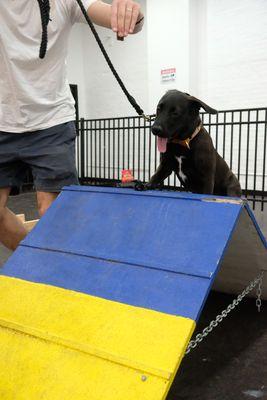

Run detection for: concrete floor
[[0, 192, 266, 400]]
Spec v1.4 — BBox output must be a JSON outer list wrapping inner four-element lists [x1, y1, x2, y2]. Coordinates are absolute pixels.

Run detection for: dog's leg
[[226, 175, 242, 197], [194, 154, 216, 194], [146, 158, 173, 190], [199, 175, 215, 194]]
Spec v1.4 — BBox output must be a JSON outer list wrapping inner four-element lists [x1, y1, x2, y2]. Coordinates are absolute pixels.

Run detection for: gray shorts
[[0, 121, 79, 195]]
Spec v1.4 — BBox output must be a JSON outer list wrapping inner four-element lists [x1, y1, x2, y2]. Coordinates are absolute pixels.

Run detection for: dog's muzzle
[[152, 125, 170, 153], [152, 125, 165, 137]]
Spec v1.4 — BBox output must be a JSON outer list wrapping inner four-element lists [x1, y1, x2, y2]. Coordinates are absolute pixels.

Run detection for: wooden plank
[[16, 214, 25, 223], [16, 214, 39, 231], [16, 214, 39, 232], [23, 219, 39, 232]]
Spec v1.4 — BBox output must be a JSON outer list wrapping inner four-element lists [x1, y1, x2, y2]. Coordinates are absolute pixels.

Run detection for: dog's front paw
[[134, 181, 148, 191], [135, 182, 159, 191]]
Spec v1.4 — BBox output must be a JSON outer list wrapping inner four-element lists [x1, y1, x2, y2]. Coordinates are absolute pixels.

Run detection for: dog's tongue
[[157, 137, 167, 153]]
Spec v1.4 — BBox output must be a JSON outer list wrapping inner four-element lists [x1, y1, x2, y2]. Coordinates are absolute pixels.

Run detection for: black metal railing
[[76, 107, 267, 211]]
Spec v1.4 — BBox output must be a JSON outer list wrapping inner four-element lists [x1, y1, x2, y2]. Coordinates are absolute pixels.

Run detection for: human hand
[[111, 0, 143, 38]]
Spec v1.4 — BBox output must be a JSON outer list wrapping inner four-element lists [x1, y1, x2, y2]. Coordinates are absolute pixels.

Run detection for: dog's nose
[[152, 125, 164, 136]]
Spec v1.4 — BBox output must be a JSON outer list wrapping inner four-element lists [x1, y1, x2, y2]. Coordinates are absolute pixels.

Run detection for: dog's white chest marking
[[175, 156, 187, 182]]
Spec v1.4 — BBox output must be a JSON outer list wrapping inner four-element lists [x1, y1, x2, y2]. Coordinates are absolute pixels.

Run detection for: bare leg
[[36, 191, 58, 217], [0, 188, 28, 251]]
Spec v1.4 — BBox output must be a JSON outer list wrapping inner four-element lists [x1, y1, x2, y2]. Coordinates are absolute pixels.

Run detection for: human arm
[[87, 0, 144, 38]]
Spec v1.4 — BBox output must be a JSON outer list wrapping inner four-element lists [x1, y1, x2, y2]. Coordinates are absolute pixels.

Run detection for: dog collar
[[171, 124, 202, 149]]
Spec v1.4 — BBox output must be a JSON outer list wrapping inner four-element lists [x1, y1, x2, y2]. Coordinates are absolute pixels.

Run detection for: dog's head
[[152, 90, 217, 153]]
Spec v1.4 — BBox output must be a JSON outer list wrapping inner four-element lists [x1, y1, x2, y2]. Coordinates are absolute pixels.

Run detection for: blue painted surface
[[2, 246, 209, 320], [1, 187, 247, 321], [19, 187, 243, 279]]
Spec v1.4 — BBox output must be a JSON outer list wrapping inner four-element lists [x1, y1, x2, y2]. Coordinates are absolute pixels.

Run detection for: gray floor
[[0, 192, 266, 400]]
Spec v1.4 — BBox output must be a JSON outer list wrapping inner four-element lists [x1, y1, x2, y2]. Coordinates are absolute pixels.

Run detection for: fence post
[[80, 118, 85, 183]]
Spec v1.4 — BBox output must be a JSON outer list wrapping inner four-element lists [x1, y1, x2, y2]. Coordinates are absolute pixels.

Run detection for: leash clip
[[142, 114, 156, 123]]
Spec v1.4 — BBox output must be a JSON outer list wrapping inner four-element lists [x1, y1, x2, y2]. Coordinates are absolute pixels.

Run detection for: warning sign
[[161, 68, 176, 83]]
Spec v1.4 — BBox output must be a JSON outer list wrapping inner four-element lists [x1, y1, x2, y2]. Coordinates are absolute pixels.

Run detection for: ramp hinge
[[202, 198, 244, 205]]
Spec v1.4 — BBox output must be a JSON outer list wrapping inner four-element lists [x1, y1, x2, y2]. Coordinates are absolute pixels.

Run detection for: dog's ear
[[188, 95, 218, 114]]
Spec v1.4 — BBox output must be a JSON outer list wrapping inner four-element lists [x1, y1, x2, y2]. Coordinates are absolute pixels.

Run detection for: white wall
[[198, 0, 267, 110], [195, 0, 267, 191], [146, 0, 190, 113], [67, 24, 87, 117]]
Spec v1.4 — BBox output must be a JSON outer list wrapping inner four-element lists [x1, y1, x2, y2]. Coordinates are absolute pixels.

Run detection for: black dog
[[144, 90, 241, 197]]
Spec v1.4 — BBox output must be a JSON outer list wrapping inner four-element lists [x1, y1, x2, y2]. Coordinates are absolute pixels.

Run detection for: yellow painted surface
[[0, 276, 195, 400]]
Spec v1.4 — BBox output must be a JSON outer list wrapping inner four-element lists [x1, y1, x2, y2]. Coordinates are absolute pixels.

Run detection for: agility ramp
[[0, 186, 266, 400]]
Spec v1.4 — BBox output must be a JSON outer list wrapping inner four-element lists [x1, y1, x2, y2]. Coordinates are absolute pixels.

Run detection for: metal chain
[[185, 270, 265, 355], [256, 274, 263, 312]]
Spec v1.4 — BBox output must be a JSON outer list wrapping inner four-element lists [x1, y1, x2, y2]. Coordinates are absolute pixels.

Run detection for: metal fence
[[76, 107, 267, 211]]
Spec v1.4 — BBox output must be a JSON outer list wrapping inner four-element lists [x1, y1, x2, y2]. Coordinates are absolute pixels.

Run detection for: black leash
[[38, 0, 154, 121], [75, 0, 146, 118], [37, 0, 51, 59]]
